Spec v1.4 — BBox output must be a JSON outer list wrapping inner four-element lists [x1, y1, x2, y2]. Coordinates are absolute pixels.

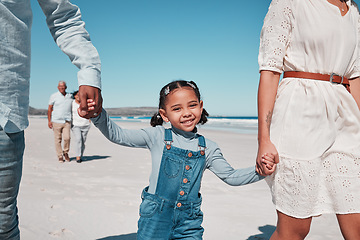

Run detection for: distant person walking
[[48, 81, 73, 162], [72, 91, 91, 163]]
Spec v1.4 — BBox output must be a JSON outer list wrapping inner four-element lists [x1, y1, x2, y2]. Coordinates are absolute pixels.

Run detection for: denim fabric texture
[[0, 129, 24, 240], [137, 129, 206, 240]]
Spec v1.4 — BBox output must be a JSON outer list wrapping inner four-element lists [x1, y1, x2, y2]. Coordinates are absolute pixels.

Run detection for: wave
[[110, 116, 258, 134]]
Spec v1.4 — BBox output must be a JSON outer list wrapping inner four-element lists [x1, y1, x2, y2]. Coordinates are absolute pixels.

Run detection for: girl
[[71, 90, 91, 163], [257, 0, 360, 239], [89, 80, 275, 239]]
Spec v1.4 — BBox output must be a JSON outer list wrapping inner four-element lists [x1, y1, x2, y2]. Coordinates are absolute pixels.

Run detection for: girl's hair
[[150, 80, 209, 127]]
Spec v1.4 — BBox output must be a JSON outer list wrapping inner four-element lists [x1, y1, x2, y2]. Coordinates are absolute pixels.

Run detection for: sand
[[18, 117, 343, 239]]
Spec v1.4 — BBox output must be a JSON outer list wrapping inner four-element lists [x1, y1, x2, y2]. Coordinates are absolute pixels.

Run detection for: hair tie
[[187, 82, 196, 89]]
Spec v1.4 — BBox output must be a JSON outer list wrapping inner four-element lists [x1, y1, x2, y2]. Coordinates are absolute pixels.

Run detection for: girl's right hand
[[77, 99, 96, 118], [256, 140, 279, 176], [87, 99, 96, 111]]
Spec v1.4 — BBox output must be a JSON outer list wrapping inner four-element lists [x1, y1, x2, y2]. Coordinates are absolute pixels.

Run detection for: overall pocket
[[139, 198, 159, 218], [191, 204, 204, 220], [163, 156, 182, 178]]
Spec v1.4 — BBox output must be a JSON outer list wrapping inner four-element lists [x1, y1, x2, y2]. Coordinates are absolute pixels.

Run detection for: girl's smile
[[159, 87, 203, 132]]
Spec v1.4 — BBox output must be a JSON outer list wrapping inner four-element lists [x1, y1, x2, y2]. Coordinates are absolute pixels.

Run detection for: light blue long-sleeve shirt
[[92, 110, 264, 194], [0, 0, 101, 133]]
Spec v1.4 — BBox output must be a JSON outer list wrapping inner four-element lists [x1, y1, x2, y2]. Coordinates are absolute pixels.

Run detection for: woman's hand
[[256, 140, 279, 176]]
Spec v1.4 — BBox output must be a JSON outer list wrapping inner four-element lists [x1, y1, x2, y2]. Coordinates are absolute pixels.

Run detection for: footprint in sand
[[48, 216, 57, 222], [67, 210, 78, 216], [49, 228, 74, 237], [75, 190, 85, 195], [50, 204, 61, 210]]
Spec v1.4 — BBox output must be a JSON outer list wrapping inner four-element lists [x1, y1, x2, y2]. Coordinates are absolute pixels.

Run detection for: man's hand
[[78, 85, 102, 118], [48, 121, 53, 129]]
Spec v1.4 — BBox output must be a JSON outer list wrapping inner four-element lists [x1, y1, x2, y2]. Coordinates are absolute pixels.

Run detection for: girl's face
[[159, 87, 203, 132]]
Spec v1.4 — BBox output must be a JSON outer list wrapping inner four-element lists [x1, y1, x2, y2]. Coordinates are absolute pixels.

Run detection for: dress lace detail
[[266, 151, 360, 218], [258, 0, 295, 73]]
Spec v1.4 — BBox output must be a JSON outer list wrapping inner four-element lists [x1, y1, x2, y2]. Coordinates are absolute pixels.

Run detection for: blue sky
[[29, 0, 359, 116]]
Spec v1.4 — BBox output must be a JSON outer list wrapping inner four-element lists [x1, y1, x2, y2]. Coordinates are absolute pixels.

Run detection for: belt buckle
[[329, 73, 344, 84]]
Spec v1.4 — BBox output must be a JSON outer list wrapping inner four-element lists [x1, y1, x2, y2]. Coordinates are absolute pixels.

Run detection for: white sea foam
[[202, 118, 258, 134], [111, 116, 258, 134]]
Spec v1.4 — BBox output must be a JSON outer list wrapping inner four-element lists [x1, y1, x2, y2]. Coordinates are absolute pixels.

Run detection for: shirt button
[[188, 152, 193, 157], [183, 178, 188, 183], [179, 190, 185, 196], [177, 202, 182, 208], [185, 165, 191, 170]]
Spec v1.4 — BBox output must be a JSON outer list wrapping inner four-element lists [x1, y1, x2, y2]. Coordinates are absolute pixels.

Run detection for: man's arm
[[37, 0, 102, 118], [47, 105, 53, 129]]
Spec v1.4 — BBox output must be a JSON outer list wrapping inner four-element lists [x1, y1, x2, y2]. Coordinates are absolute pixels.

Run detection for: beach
[[18, 117, 343, 240]]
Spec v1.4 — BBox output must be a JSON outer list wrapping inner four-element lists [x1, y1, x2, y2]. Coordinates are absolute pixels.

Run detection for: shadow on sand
[[69, 155, 111, 162], [97, 233, 137, 240], [247, 224, 276, 240]]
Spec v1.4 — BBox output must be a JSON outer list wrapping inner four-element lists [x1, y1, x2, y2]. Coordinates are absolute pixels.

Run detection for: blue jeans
[[0, 129, 24, 240]]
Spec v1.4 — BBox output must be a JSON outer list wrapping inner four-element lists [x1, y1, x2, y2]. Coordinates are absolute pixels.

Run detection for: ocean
[[110, 116, 258, 134]]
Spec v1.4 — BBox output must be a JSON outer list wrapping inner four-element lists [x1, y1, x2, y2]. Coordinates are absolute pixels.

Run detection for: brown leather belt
[[283, 71, 350, 92]]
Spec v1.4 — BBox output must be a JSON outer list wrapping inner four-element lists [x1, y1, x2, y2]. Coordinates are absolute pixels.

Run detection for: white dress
[[259, 0, 360, 218]]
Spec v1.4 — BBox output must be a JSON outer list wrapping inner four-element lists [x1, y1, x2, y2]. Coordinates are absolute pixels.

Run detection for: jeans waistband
[[141, 186, 202, 208]]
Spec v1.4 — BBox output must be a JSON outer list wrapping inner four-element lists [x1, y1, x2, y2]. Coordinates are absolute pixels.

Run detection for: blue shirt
[[48, 91, 73, 123], [0, 0, 101, 133], [92, 110, 264, 194]]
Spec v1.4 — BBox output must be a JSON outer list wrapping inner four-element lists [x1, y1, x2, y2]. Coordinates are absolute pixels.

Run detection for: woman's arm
[[256, 70, 280, 175], [350, 77, 360, 109]]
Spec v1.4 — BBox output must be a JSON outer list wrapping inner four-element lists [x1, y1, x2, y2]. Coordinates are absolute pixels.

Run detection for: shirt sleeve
[[206, 143, 264, 186], [347, 10, 360, 79], [91, 109, 154, 149], [48, 93, 55, 106], [37, 0, 101, 89], [258, 0, 294, 73]]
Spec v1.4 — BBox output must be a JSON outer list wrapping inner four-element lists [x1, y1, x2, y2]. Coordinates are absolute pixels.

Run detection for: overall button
[[188, 152, 193, 157], [177, 202, 182, 208], [200, 150, 205, 155], [179, 190, 185, 196], [185, 165, 191, 170], [183, 178, 188, 183]]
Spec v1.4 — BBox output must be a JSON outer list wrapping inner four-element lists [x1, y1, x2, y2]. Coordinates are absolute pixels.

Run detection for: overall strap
[[198, 135, 206, 155], [164, 128, 173, 150]]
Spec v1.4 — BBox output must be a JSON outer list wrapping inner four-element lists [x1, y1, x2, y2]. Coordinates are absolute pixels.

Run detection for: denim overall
[[137, 129, 206, 240]]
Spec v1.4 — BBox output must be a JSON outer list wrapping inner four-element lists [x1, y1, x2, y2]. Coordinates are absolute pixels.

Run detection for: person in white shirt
[[71, 90, 91, 163], [48, 81, 73, 162]]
